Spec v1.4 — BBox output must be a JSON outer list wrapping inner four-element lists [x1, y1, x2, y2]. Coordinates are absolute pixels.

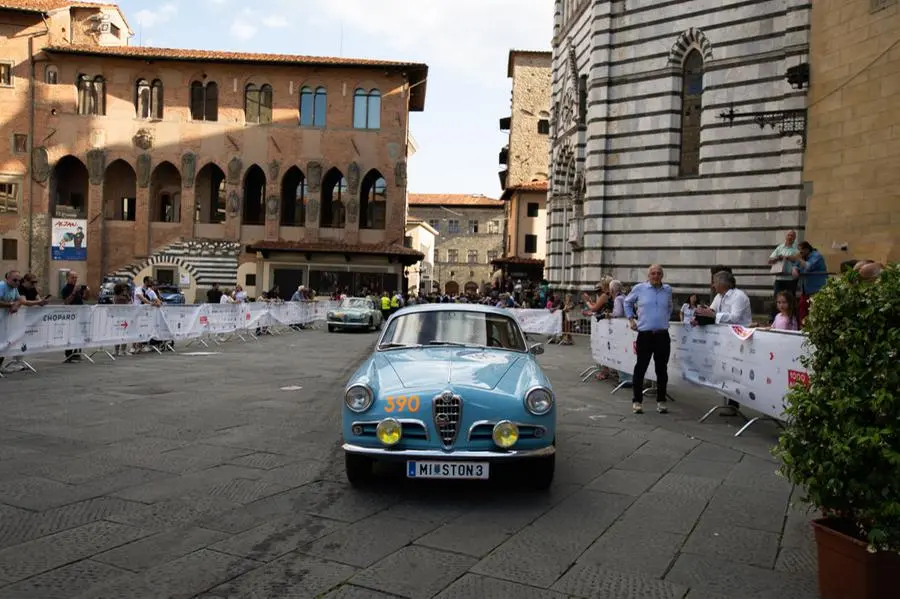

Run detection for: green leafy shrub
[[774, 263, 900, 552]]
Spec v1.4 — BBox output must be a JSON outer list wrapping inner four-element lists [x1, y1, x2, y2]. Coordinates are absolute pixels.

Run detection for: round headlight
[[492, 421, 519, 449], [376, 418, 402, 446], [344, 385, 373, 413], [525, 388, 554, 415], [327, 312, 334, 318]]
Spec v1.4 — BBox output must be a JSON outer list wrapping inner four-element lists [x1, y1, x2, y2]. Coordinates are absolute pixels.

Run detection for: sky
[[115, 0, 555, 199]]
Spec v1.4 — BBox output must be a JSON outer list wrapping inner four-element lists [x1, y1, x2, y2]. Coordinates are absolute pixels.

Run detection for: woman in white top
[[681, 294, 699, 324]]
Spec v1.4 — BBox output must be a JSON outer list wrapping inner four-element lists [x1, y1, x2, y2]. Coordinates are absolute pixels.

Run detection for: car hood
[[331, 307, 368, 315], [380, 347, 525, 391]]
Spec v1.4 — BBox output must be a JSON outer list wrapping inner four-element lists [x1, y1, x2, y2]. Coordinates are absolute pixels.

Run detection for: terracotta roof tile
[[0, 0, 109, 12], [45, 43, 427, 69], [247, 240, 424, 259], [500, 180, 549, 201], [408, 194, 503, 207]]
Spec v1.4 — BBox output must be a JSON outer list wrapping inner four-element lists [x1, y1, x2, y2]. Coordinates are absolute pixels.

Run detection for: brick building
[[496, 50, 551, 284], [803, 0, 899, 268], [407, 194, 504, 295], [0, 0, 427, 301]]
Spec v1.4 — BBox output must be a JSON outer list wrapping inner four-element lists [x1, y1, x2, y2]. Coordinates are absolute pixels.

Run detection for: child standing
[[772, 290, 799, 331]]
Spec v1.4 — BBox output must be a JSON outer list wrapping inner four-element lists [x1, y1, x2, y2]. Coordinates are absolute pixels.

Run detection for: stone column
[[344, 161, 362, 245], [134, 153, 152, 258], [180, 152, 197, 241], [86, 182, 104, 289], [264, 186, 280, 242], [223, 185, 241, 242], [305, 160, 323, 243]]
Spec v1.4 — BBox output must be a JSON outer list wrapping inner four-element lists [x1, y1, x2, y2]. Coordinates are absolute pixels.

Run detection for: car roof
[[392, 302, 514, 319]]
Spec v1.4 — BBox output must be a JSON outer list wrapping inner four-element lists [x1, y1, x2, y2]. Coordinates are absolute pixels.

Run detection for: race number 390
[[384, 395, 420, 413]]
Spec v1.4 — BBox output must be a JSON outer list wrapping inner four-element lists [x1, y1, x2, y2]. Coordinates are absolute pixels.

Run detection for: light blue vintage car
[[341, 303, 556, 489], [327, 297, 383, 332]]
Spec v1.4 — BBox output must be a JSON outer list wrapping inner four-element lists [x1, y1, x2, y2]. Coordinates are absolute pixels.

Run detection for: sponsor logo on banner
[[590, 319, 810, 422], [730, 325, 756, 341]]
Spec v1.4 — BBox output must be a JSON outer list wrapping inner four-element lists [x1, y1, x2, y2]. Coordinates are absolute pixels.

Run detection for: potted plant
[[774, 263, 899, 599]]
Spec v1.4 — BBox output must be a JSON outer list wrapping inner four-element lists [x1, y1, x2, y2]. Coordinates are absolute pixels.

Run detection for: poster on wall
[[51, 219, 87, 261]]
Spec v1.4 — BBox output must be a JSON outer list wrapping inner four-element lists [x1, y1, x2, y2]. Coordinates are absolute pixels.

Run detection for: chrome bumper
[[342, 443, 555, 459], [328, 320, 369, 327]]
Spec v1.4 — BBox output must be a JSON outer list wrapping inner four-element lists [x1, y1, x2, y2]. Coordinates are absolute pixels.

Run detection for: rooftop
[[500, 179, 550, 201], [44, 44, 429, 111], [408, 194, 504, 208], [0, 0, 108, 12]]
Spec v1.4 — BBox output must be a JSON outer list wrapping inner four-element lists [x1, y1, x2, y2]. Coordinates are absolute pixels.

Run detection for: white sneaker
[[657, 402, 668, 414], [632, 402, 644, 414]]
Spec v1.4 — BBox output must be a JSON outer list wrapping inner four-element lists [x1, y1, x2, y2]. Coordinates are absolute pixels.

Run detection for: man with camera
[[60, 271, 90, 362]]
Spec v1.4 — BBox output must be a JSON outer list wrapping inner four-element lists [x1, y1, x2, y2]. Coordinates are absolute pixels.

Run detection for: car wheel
[[328, 324, 335, 332], [345, 453, 372, 486], [530, 454, 555, 490]]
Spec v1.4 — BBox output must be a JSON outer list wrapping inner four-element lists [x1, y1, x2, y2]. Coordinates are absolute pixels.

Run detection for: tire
[[328, 324, 335, 332], [530, 454, 555, 490], [345, 453, 372, 486]]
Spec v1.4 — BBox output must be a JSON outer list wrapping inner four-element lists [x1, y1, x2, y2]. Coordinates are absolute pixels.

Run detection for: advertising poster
[[51, 219, 87, 261]]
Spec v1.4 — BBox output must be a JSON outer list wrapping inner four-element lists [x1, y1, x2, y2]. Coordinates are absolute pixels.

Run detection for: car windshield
[[341, 298, 371, 310], [379, 310, 526, 352]]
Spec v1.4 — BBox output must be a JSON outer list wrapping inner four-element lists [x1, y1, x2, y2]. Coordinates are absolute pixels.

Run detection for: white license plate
[[406, 461, 490, 479]]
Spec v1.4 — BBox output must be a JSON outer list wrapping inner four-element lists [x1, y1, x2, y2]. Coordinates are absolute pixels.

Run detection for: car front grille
[[433, 391, 462, 448]]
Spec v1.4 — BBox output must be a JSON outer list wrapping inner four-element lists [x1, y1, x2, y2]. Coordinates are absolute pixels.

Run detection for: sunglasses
[[10, 278, 20, 283]]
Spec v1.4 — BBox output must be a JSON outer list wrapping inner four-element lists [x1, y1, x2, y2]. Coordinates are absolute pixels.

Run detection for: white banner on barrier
[[590, 319, 810, 421], [0, 301, 334, 358], [508, 308, 563, 335]]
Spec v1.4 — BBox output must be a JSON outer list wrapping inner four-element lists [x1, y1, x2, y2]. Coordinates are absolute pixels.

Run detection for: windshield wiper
[[378, 342, 421, 349]]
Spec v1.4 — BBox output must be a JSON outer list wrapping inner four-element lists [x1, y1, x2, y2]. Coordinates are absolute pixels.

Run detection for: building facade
[[407, 194, 504, 295], [548, 0, 811, 298], [803, 0, 899, 268], [0, 0, 427, 301], [403, 218, 437, 294], [496, 50, 552, 282]]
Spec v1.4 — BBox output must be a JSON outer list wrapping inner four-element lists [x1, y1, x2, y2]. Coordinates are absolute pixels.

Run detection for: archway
[[103, 159, 136, 221], [359, 169, 386, 229], [280, 166, 305, 226], [50, 155, 88, 218], [242, 164, 266, 225], [195, 163, 226, 224], [445, 281, 459, 296], [464, 281, 479, 295], [321, 167, 346, 229], [150, 161, 182, 223]]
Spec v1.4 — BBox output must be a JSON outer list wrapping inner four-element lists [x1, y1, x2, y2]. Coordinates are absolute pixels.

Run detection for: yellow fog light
[[492, 421, 519, 449], [376, 418, 402, 446]]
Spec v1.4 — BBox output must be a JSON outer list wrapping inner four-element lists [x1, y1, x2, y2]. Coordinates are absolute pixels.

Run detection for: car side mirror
[[529, 343, 544, 356]]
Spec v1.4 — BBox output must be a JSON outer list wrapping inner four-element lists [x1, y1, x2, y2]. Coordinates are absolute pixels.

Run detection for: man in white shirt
[[696, 271, 752, 326]]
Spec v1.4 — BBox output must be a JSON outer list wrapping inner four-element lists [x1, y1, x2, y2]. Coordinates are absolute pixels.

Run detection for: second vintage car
[[341, 303, 556, 489], [327, 297, 384, 332]]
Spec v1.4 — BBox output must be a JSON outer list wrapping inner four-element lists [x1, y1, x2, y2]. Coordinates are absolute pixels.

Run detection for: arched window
[[679, 50, 703, 177], [190, 80, 218, 122], [137, 79, 164, 119], [359, 170, 386, 230], [353, 88, 381, 129], [321, 168, 346, 229], [299, 86, 326, 127], [77, 74, 105, 116], [245, 83, 273, 124], [44, 65, 58, 84]]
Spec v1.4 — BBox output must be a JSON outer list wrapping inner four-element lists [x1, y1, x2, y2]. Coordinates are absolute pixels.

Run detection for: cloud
[[230, 19, 258, 41], [296, 0, 553, 87], [133, 3, 178, 29], [260, 15, 288, 29]]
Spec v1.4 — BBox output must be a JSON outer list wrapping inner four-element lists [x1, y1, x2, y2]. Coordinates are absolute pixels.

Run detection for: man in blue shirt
[[623, 264, 674, 414], [791, 241, 828, 327]]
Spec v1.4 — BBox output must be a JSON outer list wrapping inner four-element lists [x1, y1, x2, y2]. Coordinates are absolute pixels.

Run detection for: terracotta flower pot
[[812, 518, 900, 599]]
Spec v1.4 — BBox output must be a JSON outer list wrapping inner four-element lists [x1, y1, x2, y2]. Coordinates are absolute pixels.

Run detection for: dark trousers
[[633, 330, 670, 404]]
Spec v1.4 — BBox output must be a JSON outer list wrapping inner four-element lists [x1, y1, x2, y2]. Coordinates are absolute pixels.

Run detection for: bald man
[[623, 265, 674, 414]]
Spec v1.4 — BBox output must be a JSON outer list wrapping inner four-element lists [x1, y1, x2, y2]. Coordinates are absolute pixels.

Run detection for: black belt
[[638, 329, 669, 334]]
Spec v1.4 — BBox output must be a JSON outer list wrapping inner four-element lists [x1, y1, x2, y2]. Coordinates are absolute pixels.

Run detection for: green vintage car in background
[[327, 297, 384, 333]]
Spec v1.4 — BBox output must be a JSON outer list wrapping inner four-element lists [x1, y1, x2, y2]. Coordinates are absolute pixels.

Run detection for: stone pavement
[[0, 327, 820, 598]]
